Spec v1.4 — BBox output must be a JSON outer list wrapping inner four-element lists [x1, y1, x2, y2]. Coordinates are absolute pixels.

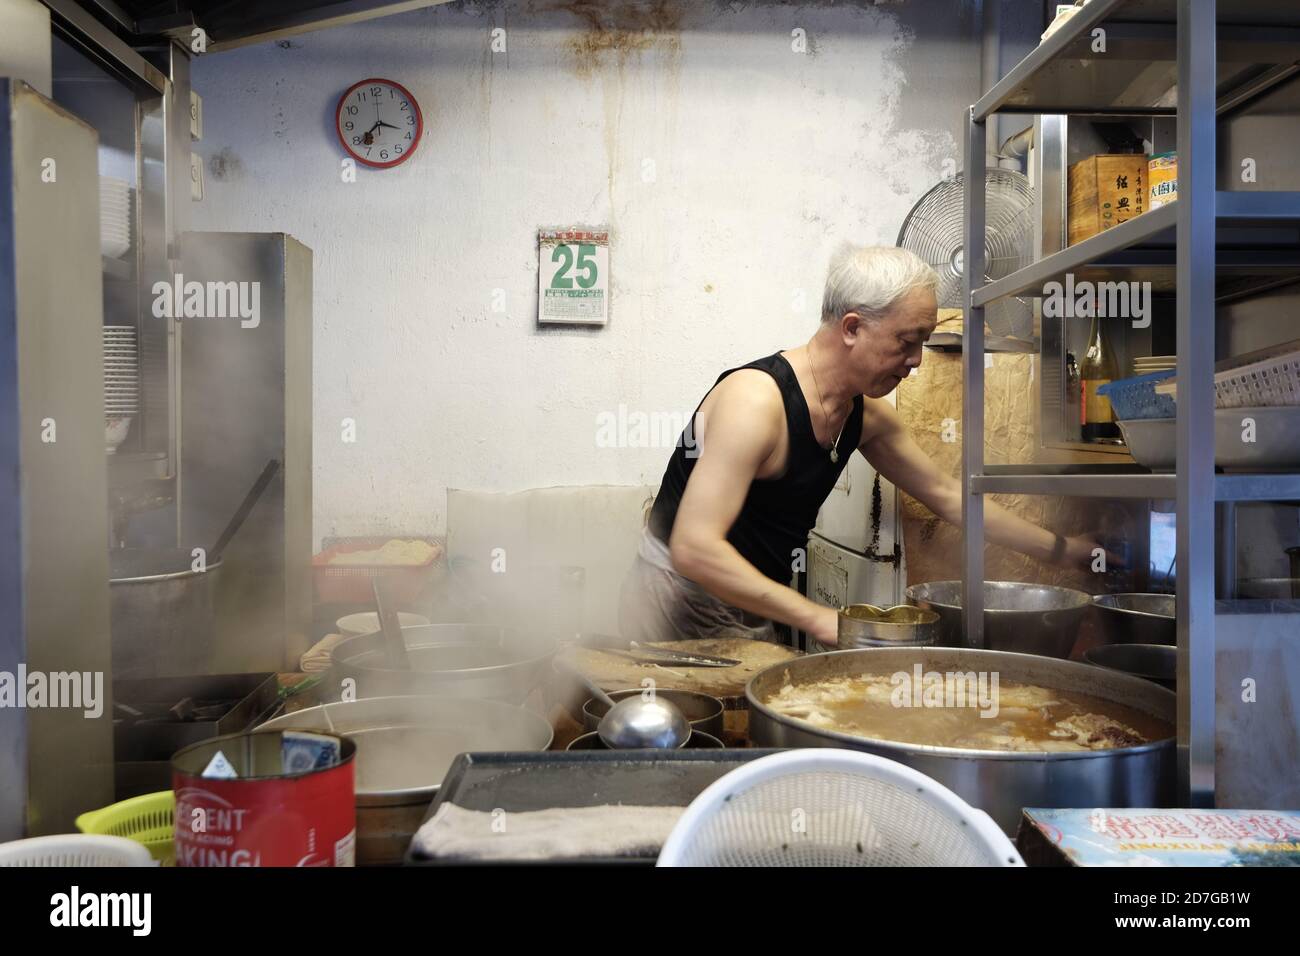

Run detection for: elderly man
[[619, 243, 1102, 647]]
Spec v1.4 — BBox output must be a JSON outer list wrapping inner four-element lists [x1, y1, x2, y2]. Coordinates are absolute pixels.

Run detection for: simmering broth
[[764, 671, 1172, 752]]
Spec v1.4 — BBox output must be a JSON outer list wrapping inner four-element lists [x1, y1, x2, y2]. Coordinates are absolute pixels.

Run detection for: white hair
[[820, 244, 939, 325]]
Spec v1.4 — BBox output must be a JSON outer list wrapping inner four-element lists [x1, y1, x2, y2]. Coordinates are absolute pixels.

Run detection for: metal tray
[[405, 749, 780, 866], [113, 672, 279, 761]]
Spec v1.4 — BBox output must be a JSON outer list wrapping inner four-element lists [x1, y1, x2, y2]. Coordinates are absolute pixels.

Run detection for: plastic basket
[[1097, 370, 1177, 420], [1148, 342, 1300, 408], [657, 749, 1023, 867], [0, 834, 155, 867], [312, 538, 442, 605], [76, 790, 175, 865], [1214, 345, 1300, 408]]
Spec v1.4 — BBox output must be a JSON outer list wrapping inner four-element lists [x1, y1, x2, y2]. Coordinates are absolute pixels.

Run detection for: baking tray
[[405, 749, 781, 866]]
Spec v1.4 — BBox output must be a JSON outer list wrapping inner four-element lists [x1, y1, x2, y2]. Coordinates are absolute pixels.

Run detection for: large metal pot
[[1091, 593, 1175, 645], [746, 647, 1175, 835], [906, 580, 1092, 659], [258, 695, 553, 864], [109, 548, 222, 679], [329, 623, 557, 703]]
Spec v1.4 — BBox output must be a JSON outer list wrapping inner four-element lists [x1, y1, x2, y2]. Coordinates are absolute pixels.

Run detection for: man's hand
[[1060, 534, 1127, 572], [809, 605, 839, 647]]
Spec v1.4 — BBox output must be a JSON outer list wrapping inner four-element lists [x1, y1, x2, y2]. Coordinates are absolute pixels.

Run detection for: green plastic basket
[[76, 791, 175, 866]]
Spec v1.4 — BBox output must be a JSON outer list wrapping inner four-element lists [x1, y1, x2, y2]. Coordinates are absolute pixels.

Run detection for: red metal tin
[[172, 730, 356, 867]]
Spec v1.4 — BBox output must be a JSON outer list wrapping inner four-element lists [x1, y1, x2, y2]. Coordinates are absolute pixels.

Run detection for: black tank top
[[648, 352, 864, 584]]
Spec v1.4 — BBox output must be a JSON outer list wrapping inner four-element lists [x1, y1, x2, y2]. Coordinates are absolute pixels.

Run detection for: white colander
[[0, 834, 155, 867], [657, 750, 1024, 867]]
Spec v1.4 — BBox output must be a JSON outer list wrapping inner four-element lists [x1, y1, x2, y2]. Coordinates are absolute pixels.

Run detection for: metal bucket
[[258, 695, 553, 864], [172, 730, 357, 867], [109, 548, 222, 679], [746, 647, 1175, 835]]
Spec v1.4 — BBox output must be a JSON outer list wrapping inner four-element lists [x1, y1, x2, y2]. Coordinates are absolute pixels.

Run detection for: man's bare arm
[[861, 401, 1098, 567], [668, 372, 839, 644]]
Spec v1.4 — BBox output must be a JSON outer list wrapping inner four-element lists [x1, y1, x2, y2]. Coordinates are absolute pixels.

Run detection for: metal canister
[[172, 730, 356, 867], [1149, 152, 1177, 209], [836, 604, 941, 649]]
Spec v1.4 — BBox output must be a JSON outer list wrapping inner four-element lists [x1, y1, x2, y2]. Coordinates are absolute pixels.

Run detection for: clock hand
[[377, 121, 400, 131]]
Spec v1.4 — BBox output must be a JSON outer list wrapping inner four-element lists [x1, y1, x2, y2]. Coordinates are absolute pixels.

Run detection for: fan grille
[[897, 169, 1036, 338]]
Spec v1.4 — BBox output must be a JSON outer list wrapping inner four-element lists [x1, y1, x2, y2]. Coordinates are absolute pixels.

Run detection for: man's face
[[842, 287, 938, 397]]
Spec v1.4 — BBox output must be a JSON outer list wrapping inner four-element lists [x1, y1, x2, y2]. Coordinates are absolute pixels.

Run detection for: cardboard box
[[1067, 154, 1148, 245]]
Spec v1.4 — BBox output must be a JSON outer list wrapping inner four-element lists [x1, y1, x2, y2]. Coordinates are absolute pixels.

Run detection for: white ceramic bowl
[[335, 611, 431, 638]]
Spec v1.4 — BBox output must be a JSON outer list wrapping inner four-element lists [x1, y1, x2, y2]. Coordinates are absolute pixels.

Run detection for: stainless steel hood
[[48, 0, 454, 54]]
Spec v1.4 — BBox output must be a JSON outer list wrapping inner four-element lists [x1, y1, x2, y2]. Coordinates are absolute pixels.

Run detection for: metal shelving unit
[[963, 0, 1300, 808]]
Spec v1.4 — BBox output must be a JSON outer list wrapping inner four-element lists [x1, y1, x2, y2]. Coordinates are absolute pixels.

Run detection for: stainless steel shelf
[[972, 192, 1300, 305], [964, 0, 1265, 810], [974, 202, 1175, 305], [1215, 473, 1300, 502], [1216, 191, 1300, 223], [971, 471, 1300, 502], [974, 0, 1300, 119], [971, 473, 1175, 498]]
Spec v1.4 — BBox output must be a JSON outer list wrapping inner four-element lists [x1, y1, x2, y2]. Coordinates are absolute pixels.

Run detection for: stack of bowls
[[1132, 355, 1176, 375], [99, 177, 131, 259], [103, 326, 139, 453]]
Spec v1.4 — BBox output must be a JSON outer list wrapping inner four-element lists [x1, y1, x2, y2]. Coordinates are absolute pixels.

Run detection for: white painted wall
[[190, 0, 981, 546]]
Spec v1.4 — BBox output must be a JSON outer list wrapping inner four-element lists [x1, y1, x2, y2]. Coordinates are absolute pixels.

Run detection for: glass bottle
[[1080, 315, 1120, 442]]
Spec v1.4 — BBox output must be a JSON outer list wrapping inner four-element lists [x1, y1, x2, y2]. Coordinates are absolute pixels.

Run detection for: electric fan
[[896, 169, 1036, 340]]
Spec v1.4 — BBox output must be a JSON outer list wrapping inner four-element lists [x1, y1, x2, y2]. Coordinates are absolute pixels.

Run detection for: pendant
[[830, 446, 839, 464]]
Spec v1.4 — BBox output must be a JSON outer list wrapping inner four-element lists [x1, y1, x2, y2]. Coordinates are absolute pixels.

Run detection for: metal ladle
[[568, 667, 690, 749]]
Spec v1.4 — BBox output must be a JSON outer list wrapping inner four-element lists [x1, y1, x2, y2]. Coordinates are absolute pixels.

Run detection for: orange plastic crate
[[312, 537, 442, 605]]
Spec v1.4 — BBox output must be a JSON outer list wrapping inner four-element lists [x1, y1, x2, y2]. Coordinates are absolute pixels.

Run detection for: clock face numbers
[[335, 78, 422, 169]]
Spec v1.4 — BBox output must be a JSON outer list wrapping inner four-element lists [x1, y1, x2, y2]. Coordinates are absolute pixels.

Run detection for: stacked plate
[[1133, 354, 1176, 375], [104, 325, 138, 453], [99, 176, 131, 259]]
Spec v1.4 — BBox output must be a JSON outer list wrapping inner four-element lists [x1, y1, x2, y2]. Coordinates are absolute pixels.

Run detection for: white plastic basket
[[0, 834, 155, 867], [1214, 346, 1300, 408], [1153, 339, 1300, 408], [657, 749, 1024, 867]]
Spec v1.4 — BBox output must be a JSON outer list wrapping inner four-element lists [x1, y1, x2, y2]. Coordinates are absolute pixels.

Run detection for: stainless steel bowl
[[1238, 578, 1300, 600], [838, 604, 940, 648], [1084, 643, 1177, 691], [582, 689, 725, 739], [747, 646, 1175, 835], [330, 623, 557, 703], [906, 580, 1093, 659], [1092, 593, 1176, 645], [566, 729, 724, 751]]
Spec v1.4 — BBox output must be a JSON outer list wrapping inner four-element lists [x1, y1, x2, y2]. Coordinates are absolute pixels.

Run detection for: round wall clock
[[335, 78, 423, 169]]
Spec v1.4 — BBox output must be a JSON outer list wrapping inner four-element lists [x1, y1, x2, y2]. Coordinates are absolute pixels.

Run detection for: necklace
[[806, 345, 849, 464]]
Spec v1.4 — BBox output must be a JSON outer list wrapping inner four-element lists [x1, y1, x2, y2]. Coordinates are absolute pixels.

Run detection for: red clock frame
[[335, 77, 423, 169]]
